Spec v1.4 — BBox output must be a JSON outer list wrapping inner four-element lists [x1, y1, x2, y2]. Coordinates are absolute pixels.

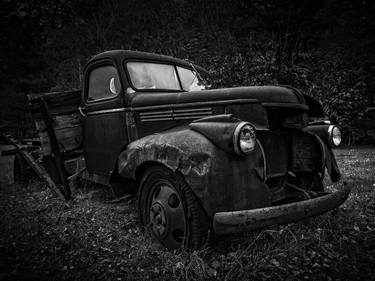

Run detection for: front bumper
[[213, 183, 351, 234]]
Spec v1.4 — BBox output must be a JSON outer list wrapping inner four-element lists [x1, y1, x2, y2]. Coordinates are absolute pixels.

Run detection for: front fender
[[305, 125, 341, 182], [117, 126, 271, 217]]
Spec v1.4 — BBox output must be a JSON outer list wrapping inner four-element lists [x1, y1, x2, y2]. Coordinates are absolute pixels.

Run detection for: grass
[[0, 147, 374, 280]]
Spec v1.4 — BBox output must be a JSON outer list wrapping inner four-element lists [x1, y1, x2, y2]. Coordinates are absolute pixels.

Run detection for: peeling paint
[[118, 140, 211, 179]]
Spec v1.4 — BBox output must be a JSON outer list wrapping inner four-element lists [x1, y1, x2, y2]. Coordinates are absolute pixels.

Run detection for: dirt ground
[[0, 146, 374, 281]]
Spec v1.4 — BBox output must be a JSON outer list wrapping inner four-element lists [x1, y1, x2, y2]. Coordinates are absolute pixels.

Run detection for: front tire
[[138, 165, 209, 249]]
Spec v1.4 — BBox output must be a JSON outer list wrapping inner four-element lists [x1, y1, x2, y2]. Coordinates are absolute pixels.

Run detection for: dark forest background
[[1, 0, 374, 144]]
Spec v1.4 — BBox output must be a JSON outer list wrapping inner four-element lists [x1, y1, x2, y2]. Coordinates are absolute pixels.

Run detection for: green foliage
[[1, 0, 374, 143]]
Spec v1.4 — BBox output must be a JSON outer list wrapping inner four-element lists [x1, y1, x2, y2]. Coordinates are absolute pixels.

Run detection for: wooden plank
[[28, 90, 81, 117], [39, 98, 71, 200], [38, 125, 82, 155], [64, 156, 85, 176], [33, 112, 82, 155], [20, 149, 69, 204], [30, 96, 80, 111], [34, 113, 81, 131], [28, 89, 81, 103], [30, 105, 80, 117], [1, 134, 69, 204]]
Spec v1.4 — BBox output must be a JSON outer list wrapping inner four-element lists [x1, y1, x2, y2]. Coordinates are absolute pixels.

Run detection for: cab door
[[81, 60, 128, 175]]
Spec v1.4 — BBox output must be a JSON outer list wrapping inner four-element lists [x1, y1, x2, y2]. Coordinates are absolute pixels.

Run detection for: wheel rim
[[148, 181, 187, 249]]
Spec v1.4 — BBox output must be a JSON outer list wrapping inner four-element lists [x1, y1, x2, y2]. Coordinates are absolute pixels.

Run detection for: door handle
[[78, 106, 87, 118]]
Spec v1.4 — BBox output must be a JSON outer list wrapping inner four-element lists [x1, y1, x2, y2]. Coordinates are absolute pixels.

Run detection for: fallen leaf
[[270, 259, 280, 267]]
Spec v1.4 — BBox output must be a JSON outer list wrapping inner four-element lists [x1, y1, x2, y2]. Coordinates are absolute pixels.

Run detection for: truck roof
[[90, 50, 209, 74]]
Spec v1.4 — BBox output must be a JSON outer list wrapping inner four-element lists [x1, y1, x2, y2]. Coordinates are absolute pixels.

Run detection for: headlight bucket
[[328, 125, 341, 147], [233, 122, 256, 155], [305, 123, 341, 148]]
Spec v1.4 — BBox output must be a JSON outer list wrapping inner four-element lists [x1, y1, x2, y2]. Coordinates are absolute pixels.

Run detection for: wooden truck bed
[[1, 89, 85, 201], [28, 89, 82, 156]]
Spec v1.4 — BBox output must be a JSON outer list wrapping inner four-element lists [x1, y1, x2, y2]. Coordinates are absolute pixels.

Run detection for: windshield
[[126, 62, 210, 92], [177, 66, 208, 91], [127, 62, 180, 90]]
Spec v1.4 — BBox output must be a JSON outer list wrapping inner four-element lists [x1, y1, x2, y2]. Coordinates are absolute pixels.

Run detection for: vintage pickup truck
[[5, 50, 350, 249]]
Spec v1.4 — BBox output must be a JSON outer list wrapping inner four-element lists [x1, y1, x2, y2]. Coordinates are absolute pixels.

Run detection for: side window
[[127, 62, 180, 90], [88, 65, 121, 101]]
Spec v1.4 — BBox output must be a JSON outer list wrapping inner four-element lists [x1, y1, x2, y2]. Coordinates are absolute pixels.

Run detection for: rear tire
[[138, 165, 210, 249]]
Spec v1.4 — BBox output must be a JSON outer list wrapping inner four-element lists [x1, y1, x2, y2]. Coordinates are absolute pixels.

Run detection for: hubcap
[[150, 202, 167, 238], [148, 183, 187, 248]]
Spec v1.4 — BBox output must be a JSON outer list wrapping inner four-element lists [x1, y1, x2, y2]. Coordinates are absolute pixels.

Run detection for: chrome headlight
[[328, 125, 341, 147], [233, 122, 256, 155]]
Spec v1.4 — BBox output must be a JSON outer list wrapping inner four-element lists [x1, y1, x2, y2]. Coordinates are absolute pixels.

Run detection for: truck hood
[[129, 86, 307, 109]]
